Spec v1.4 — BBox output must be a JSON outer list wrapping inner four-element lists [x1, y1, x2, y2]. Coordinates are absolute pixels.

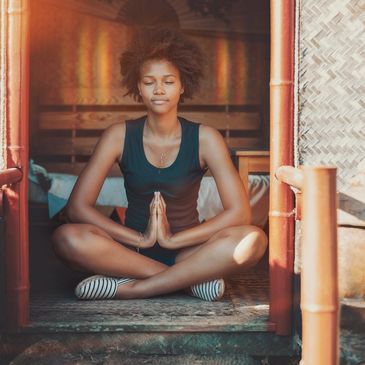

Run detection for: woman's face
[[138, 59, 184, 115]]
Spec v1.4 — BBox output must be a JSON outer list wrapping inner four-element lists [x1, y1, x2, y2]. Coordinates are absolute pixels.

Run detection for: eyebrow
[[142, 74, 177, 78]]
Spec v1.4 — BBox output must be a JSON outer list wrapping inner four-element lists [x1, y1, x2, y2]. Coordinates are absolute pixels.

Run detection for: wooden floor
[[27, 203, 273, 333], [28, 257, 272, 333], [3, 258, 297, 365], [2, 204, 362, 364]]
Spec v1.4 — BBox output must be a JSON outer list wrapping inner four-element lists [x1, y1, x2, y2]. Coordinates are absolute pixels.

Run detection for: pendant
[[160, 152, 166, 167]]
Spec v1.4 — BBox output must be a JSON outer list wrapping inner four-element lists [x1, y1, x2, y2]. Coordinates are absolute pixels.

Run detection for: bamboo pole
[[2, 0, 30, 329], [269, 0, 296, 334], [0, 168, 22, 187], [301, 166, 339, 365]]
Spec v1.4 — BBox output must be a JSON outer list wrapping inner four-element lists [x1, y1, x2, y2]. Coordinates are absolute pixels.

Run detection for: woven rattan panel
[[297, 0, 365, 190]]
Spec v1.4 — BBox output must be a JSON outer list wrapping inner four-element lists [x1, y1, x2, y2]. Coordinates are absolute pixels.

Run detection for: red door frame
[[269, 0, 296, 335], [1, 0, 296, 334], [1, 0, 30, 330]]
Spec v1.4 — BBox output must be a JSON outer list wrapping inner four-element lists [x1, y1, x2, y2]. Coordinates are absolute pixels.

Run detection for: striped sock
[[187, 278, 225, 301], [75, 275, 135, 300]]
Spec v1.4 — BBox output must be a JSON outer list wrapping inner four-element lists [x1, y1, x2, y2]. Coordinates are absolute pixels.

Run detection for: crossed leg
[[52, 223, 268, 299], [52, 223, 170, 280], [116, 225, 268, 299]]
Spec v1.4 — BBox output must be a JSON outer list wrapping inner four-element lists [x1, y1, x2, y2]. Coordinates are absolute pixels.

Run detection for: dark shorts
[[137, 243, 178, 266], [110, 209, 178, 266]]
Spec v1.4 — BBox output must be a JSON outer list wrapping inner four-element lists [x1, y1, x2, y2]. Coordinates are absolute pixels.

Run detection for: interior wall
[[29, 0, 270, 170]]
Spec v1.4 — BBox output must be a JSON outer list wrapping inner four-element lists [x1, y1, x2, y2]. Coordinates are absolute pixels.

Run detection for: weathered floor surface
[[1, 212, 363, 364], [0, 213, 299, 364], [28, 259, 271, 333], [9, 258, 361, 365], [1, 258, 301, 364]]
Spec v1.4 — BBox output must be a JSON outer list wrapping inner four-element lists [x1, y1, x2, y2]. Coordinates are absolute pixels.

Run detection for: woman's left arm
[[167, 125, 252, 249]]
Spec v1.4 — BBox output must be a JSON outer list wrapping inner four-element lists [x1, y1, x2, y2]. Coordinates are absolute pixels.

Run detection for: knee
[[248, 226, 268, 259], [222, 226, 268, 265], [51, 224, 85, 261]]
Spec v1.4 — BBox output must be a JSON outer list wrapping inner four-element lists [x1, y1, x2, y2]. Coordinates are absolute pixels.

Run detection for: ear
[[180, 87, 184, 94], [137, 81, 142, 95]]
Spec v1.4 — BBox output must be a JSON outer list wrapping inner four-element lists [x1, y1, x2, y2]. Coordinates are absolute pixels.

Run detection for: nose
[[153, 82, 165, 94]]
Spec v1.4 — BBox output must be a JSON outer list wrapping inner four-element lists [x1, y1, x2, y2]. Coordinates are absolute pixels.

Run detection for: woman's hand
[[156, 192, 174, 248], [140, 192, 158, 248]]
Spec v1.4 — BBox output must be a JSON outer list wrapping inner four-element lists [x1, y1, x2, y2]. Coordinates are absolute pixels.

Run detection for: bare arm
[[65, 122, 146, 247], [170, 125, 252, 249]]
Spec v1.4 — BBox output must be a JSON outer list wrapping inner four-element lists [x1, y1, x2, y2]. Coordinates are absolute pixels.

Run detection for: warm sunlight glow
[[214, 36, 230, 103]]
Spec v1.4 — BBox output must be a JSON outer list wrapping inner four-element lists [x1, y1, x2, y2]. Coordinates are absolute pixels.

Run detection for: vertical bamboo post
[[2, 0, 30, 329], [269, 0, 295, 334], [301, 166, 339, 365]]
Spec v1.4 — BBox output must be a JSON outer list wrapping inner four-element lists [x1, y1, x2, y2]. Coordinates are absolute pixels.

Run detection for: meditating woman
[[51, 28, 268, 301]]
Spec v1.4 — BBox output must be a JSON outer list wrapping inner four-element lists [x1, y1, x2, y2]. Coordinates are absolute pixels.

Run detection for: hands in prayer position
[[141, 192, 173, 249]]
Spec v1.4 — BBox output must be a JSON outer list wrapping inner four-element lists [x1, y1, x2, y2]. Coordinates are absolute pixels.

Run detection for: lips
[[151, 99, 168, 104]]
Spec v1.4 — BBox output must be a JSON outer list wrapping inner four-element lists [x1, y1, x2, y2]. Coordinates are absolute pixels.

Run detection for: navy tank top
[[119, 115, 208, 261]]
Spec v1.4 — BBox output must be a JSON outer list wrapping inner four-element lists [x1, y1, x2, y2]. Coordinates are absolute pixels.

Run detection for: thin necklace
[[160, 152, 166, 166], [145, 118, 180, 168]]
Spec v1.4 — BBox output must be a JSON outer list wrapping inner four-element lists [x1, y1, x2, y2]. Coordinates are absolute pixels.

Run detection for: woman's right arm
[[65, 122, 154, 248]]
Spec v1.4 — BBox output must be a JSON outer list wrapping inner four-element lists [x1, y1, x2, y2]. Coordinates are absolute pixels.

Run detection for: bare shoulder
[[102, 121, 126, 141], [199, 124, 227, 150], [198, 123, 231, 170], [98, 121, 126, 159]]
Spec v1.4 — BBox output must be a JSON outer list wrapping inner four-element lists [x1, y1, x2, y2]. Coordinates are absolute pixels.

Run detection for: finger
[[159, 193, 166, 208], [157, 200, 163, 212], [150, 193, 157, 206], [156, 206, 162, 222], [158, 198, 165, 213], [153, 196, 158, 207], [150, 197, 157, 214], [159, 196, 166, 212], [152, 206, 158, 221]]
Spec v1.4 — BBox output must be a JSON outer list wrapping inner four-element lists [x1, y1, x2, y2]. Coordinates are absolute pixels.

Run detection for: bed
[[28, 158, 270, 228]]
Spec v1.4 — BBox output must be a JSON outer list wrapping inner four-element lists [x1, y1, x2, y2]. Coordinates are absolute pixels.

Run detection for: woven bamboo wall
[[297, 0, 365, 191], [297, 0, 365, 297]]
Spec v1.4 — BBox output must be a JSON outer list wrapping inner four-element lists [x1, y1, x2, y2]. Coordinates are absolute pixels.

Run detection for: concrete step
[[8, 339, 262, 365], [0, 332, 298, 365]]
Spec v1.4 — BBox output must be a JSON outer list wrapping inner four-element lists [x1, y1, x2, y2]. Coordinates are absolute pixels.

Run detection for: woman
[[52, 28, 268, 302]]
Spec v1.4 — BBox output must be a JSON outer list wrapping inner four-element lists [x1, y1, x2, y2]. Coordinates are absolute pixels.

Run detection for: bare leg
[[117, 225, 268, 299], [52, 223, 169, 279]]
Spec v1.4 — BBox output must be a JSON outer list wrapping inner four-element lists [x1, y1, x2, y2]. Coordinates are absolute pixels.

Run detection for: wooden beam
[[38, 111, 261, 131], [236, 151, 270, 195]]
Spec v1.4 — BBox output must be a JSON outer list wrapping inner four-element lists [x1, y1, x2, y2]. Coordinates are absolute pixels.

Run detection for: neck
[[145, 110, 180, 139]]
